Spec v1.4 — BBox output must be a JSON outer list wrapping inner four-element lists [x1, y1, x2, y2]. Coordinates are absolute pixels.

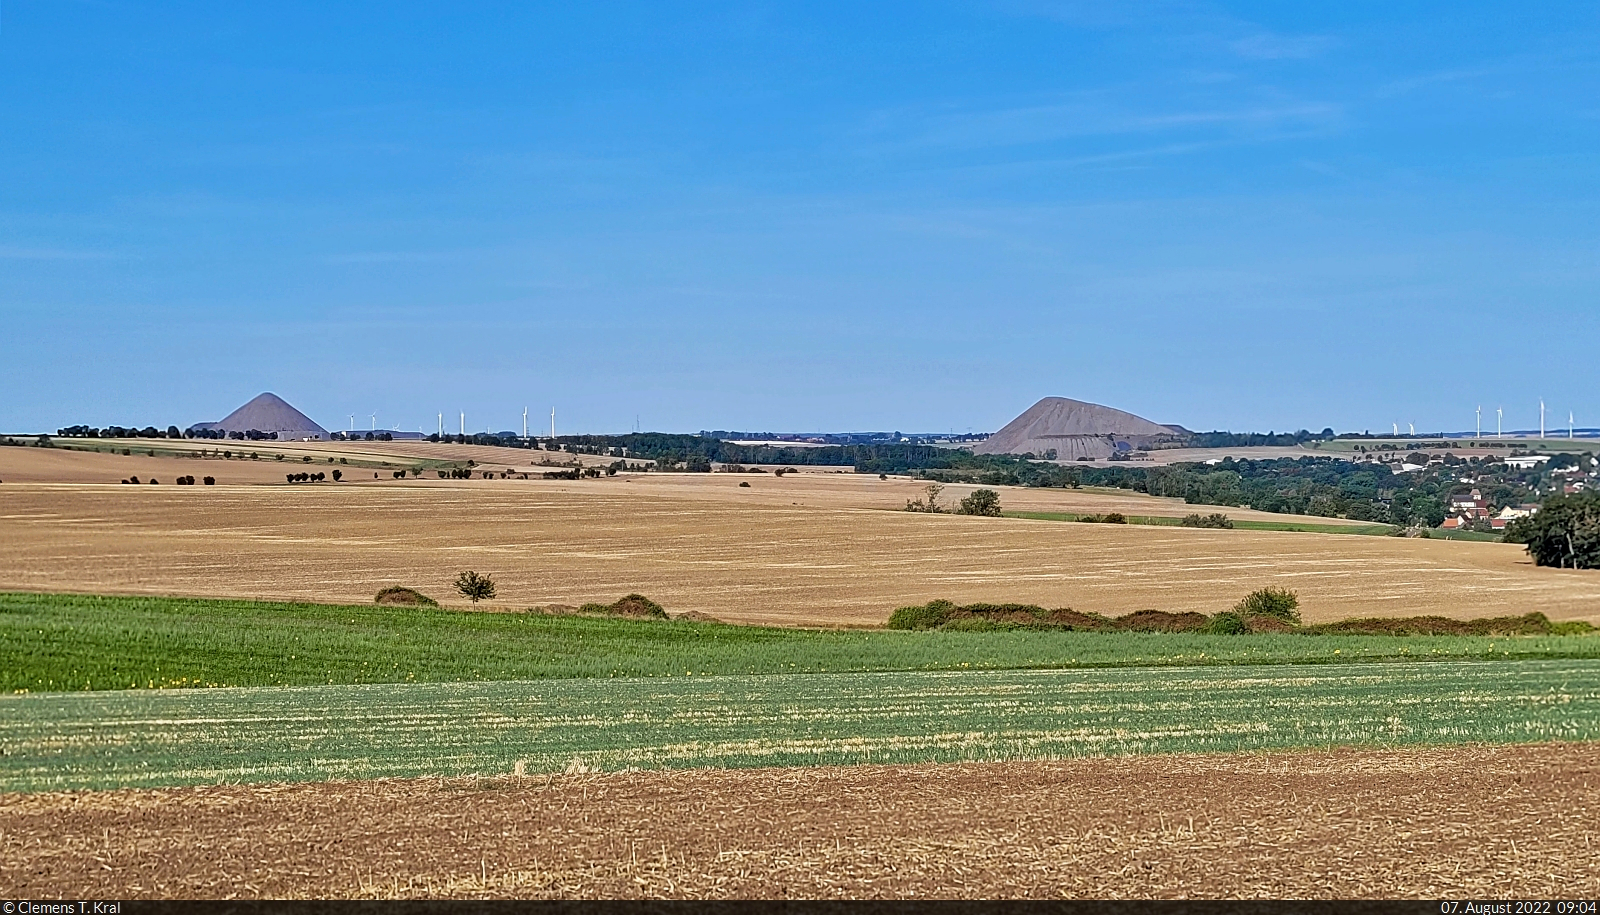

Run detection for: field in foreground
[[3, 743, 1594, 899], [6, 592, 1597, 692], [3, 659, 1595, 792]]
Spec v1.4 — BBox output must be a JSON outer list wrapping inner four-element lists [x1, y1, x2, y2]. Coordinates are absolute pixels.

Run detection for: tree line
[[57, 425, 281, 441]]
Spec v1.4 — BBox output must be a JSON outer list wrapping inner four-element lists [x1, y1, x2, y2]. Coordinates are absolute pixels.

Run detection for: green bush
[[1102, 512, 1127, 524], [1181, 513, 1234, 529], [956, 489, 1002, 517], [887, 599, 957, 630], [1233, 587, 1300, 624], [1205, 611, 1249, 634], [575, 594, 670, 619], [940, 616, 1011, 632]]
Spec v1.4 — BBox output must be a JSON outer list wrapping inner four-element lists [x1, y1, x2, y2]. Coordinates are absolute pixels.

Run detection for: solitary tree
[[454, 570, 497, 604], [905, 482, 946, 513]]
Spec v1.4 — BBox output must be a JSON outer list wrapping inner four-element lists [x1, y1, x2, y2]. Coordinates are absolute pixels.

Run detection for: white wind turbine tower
[[1408, 422, 1415, 436], [370, 413, 377, 432], [1392, 422, 1398, 436], [551, 407, 556, 439], [348, 414, 355, 433], [1540, 399, 1546, 440], [1476, 406, 1481, 439], [523, 407, 528, 440], [460, 412, 465, 436], [1497, 407, 1503, 439], [1571, 411, 1576, 441], [437, 413, 443, 436]]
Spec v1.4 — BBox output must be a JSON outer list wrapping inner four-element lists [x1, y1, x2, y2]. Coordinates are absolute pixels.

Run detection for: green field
[[1425, 529, 1507, 542], [1003, 511, 1397, 536], [5, 592, 1597, 692], [2, 659, 1594, 792]]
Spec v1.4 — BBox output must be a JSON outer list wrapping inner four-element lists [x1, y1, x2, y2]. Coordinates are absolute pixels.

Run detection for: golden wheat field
[[3, 443, 1597, 626]]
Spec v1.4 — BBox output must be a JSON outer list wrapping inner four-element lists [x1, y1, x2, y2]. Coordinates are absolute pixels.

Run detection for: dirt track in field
[[2, 743, 1594, 899], [3, 466, 1599, 626]]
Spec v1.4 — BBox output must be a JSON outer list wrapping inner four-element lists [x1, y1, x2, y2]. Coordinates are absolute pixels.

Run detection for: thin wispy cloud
[[895, 130, 1336, 183], [1375, 66, 1500, 98], [320, 251, 469, 265], [0, 245, 126, 261], [997, 0, 1215, 31], [1230, 33, 1336, 60], [1002, 1, 1335, 62], [856, 97, 1343, 158]]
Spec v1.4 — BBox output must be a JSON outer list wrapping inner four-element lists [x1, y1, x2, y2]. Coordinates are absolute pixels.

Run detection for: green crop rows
[[2, 660, 1595, 792], [5, 592, 1599, 692]]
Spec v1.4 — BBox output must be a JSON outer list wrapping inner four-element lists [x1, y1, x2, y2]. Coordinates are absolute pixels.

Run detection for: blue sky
[[3, 2, 1597, 435]]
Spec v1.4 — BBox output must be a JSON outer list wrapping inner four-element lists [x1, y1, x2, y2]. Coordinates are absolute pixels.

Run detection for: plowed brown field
[[3, 464, 1598, 625], [3, 743, 1594, 899]]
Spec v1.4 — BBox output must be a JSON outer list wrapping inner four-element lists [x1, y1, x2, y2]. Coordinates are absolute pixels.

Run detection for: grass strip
[[1, 660, 1594, 792], [3, 592, 1598, 693]]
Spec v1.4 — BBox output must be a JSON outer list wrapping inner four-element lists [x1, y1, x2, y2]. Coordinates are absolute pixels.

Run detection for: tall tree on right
[[1505, 491, 1600, 569]]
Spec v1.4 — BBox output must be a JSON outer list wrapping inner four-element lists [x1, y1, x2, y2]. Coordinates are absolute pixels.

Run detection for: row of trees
[[287, 471, 335, 483], [57, 424, 288, 441], [1187, 429, 1336, 448], [60, 425, 184, 439]]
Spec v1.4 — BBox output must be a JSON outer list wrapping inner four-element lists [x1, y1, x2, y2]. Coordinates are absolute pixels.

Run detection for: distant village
[[1344, 449, 1597, 532]]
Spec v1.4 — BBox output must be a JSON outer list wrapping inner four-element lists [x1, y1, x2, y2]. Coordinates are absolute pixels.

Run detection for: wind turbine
[[1571, 411, 1576, 441], [523, 407, 528, 440], [437, 413, 443, 436], [551, 407, 556, 439], [1497, 407, 1502, 439], [1408, 422, 1415, 436], [1476, 406, 1481, 439], [1540, 399, 1546, 440], [460, 412, 465, 436], [1392, 422, 1398, 436], [370, 413, 377, 432], [348, 415, 355, 432]]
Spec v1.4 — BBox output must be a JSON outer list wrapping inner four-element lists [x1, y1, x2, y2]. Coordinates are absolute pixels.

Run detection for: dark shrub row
[[887, 592, 1591, 636]]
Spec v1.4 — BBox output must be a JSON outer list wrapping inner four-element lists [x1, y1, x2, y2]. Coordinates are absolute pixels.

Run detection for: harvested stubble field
[[2, 472, 1598, 626], [3, 660, 1596, 792], [2, 743, 1594, 899]]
